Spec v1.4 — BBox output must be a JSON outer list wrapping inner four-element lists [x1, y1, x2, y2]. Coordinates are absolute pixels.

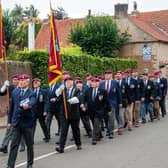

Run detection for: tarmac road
[[0, 116, 168, 168]]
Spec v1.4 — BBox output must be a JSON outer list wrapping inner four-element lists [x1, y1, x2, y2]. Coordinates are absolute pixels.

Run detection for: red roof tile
[[35, 18, 85, 49], [128, 10, 168, 42]]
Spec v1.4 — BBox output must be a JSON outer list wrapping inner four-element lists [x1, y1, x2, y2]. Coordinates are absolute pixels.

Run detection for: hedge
[[17, 49, 137, 86]]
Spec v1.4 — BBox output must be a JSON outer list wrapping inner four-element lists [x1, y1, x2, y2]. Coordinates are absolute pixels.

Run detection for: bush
[[69, 16, 130, 57], [17, 49, 137, 86]]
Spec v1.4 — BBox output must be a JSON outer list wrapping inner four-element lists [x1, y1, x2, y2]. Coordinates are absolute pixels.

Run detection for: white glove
[[55, 84, 65, 97], [60, 84, 65, 90], [4, 80, 10, 87], [68, 97, 79, 104], [0, 85, 7, 93]]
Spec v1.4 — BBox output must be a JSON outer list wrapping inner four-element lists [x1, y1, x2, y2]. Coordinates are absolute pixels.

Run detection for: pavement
[[0, 116, 168, 168]]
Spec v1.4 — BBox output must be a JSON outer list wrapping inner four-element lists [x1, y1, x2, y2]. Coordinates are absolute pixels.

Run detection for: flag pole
[[0, 0, 10, 112], [49, 1, 68, 119]]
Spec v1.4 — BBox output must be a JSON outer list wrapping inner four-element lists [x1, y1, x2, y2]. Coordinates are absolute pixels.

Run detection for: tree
[[53, 6, 68, 20], [10, 4, 24, 27], [3, 9, 15, 51], [69, 16, 130, 57], [23, 4, 40, 19]]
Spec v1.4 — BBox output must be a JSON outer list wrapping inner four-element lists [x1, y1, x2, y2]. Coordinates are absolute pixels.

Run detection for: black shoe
[[27, 165, 33, 168], [92, 141, 97, 145], [128, 127, 132, 131], [108, 134, 114, 139], [0, 146, 8, 153], [77, 145, 82, 150], [70, 138, 74, 141], [43, 138, 50, 143], [124, 122, 128, 128], [142, 120, 146, 124], [55, 132, 60, 136], [55, 141, 60, 145], [19, 146, 25, 152], [56, 147, 64, 153]]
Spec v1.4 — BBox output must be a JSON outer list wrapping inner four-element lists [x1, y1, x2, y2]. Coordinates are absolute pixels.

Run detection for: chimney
[[114, 3, 128, 19], [88, 9, 91, 17], [131, 1, 139, 16]]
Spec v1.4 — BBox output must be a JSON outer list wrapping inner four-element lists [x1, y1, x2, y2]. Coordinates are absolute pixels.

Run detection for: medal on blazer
[[39, 94, 43, 102], [160, 84, 164, 88], [130, 84, 135, 88], [98, 94, 103, 101], [113, 88, 116, 93]]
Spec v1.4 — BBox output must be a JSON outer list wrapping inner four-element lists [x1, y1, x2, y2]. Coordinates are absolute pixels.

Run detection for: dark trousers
[[46, 111, 61, 137], [33, 116, 49, 140], [7, 127, 34, 167], [92, 117, 102, 142], [80, 113, 92, 136], [59, 118, 81, 149], [159, 96, 167, 117]]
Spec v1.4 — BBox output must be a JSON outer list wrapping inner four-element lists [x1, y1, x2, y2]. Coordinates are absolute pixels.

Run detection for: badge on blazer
[[130, 84, 135, 89], [160, 84, 164, 88], [98, 95, 103, 101], [39, 94, 43, 102], [137, 84, 140, 88], [113, 88, 116, 93], [147, 85, 151, 90], [122, 89, 125, 93]]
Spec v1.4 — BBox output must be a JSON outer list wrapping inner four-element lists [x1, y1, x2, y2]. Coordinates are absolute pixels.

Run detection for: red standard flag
[[0, 1, 5, 62], [48, 6, 62, 85]]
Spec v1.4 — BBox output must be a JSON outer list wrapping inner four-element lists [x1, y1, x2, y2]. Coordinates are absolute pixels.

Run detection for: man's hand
[[50, 98, 56, 102], [7, 123, 12, 129], [43, 112, 47, 116], [119, 104, 122, 108], [22, 103, 29, 110]]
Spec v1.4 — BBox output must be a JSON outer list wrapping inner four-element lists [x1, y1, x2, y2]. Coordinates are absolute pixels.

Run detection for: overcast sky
[[2, 0, 168, 19]]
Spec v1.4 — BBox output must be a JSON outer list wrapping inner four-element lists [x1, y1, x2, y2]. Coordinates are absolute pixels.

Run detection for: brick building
[[35, 3, 168, 76]]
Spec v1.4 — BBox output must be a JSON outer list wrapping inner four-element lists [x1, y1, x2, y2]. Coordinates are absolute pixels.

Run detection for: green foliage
[[15, 49, 137, 86], [23, 4, 40, 19], [69, 16, 130, 58], [3, 9, 15, 51], [3, 4, 41, 51], [53, 6, 69, 20]]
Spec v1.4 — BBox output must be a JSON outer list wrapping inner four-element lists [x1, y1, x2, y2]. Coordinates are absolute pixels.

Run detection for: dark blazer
[[60, 87, 81, 120], [33, 88, 48, 118], [8, 88, 36, 128], [0, 91, 6, 96], [117, 79, 129, 108], [125, 77, 136, 104], [99, 80, 122, 108], [142, 80, 154, 103], [134, 77, 145, 101], [85, 87, 111, 119], [159, 77, 167, 97], [152, 81, 162, 100], [47, 83, 61, 113]]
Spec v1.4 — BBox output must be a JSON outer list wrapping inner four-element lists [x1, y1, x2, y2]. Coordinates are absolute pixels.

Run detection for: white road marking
[[15, 129, 119, 167], [15, 145, 75, 168]]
